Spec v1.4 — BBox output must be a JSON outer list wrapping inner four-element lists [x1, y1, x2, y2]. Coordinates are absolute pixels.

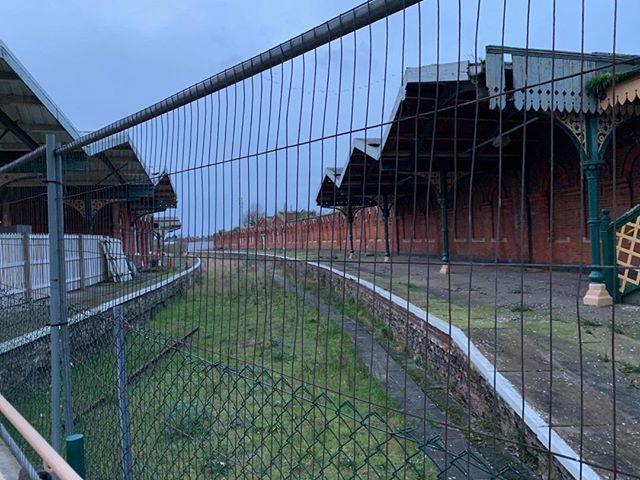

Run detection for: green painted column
[[84, 195, 94, 234], [582, 114, 613, 306], [347, 204, 355, 256], [438, 173, 450, 267], [600, 208, 617, 300], [66, 433, 86, 477], [584, 115, 605, 284], [382, 194, 391, 260]]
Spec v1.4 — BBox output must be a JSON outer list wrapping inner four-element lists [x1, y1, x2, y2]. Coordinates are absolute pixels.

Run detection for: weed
[[617, 361, 640, 375], [203, 457, 231, 477], [404, 282, 420, 291], [611, 324, 625, 335], [165, 400, 209, 438], [510, 304, 533, 313], [581, 318, 602, 328], [268, 336, 294, 362]]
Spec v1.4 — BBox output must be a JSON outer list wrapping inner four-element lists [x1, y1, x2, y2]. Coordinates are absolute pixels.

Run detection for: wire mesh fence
[[1, 0, 639, 479]]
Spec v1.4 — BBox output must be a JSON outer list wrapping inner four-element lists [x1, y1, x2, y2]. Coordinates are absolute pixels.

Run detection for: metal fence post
[[113, 305, 133, 480], [46, 134, 75, 453], [22, 232, 32, 300], [65, 433, 86, 477], [78, 234, 86, 290]]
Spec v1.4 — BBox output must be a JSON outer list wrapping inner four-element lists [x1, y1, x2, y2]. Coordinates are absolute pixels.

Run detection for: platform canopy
[[316, 45, 640, 212], [0, 41, 176, 218], [0, 40, 78, 160], [598, 70, 640, 112], [316, 138, 381, 210]]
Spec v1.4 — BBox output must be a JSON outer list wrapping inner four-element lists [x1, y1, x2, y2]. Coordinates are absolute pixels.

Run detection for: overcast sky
[[2, 1, 636, 235], [2, 0, 368, 131], [2, 0, 634, 133]]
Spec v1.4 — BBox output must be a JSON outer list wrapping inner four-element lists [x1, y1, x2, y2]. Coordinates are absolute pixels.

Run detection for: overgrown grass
[[296, 271, 530, 477], [140, 260, 436, 478], [11, 259, 436, 479], [510, 303, 533, 313]]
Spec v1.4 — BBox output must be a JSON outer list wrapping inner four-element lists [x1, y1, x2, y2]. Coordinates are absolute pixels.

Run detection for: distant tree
[[242, 203, 265, 227]]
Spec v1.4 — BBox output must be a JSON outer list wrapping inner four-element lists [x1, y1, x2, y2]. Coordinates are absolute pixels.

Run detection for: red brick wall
[[215, 145, 640, 265]]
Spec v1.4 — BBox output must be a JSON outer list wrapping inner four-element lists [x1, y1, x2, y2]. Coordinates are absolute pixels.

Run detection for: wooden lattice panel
[[616, 216, 640, 293]]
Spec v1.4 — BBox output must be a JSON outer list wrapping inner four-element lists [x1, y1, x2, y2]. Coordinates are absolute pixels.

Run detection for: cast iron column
[[438, 173, 450, 274], [583, 114, 613, 306], [382, 193, 391, 261], [347, 204, 355, 258], [84, 194, 93, 234]]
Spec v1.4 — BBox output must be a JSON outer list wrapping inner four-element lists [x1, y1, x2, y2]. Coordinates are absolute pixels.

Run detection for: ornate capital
[[90, 199, 119, 216], [65, 199, 86, 216], [556, 109, 634, 153], [64, 198, 120, 218]]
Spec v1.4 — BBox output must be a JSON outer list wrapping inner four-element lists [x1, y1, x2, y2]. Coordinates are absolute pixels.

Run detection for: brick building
[[217, 46, 640, 305], [0, 41, 177, 268]]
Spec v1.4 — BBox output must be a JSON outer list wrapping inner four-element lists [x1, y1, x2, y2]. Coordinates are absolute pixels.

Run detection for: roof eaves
[[0, 40, 81, 141]]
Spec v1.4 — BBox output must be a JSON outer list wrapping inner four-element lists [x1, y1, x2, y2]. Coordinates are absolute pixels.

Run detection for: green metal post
[[438, 173, 450, 266], [347, 204, 355, 257], [584, 115, 606, 285], [382, 194, 391, 260], [84, 194, 93, 234], [66, 433, 86, 477], [600, 209, 618, 302]]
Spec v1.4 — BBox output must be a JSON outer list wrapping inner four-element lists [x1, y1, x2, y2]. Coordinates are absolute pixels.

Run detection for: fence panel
[[0, 234, 120, 299], [29, 234, 50, 298], [0, 234, 25, 296], [2, 1, 639, 479]]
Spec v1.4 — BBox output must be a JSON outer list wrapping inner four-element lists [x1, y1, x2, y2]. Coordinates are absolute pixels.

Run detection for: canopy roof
[[0, 40, 78, 158], [486, 46, 640, 113], [316, 138, 381, 208], [153, 216, 182, 233], [317, 45, 640, 211], [0, 41, 176, 215], [598, 71, 640, 112]]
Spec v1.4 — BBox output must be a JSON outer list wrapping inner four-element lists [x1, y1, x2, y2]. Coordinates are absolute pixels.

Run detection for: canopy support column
[[438, 173, 450, 274], [382, 193, 391, 262], [347, 204, 355, 259], [583, 114, 613, 306], [84, 195, 94, 235]]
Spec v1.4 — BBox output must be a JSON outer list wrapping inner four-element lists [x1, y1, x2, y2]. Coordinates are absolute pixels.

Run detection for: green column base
[[66, 433, 86, 477]]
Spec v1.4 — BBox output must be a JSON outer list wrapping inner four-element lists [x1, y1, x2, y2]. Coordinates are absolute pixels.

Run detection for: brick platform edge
[[0, 258, 202, 397], [241, 251, 600, 480]]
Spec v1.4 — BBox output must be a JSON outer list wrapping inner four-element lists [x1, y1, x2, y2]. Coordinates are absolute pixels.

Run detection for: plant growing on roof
[[585, 69, 640, 99]]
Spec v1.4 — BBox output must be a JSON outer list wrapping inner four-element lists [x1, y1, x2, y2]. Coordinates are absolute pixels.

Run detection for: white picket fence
[[0, 234, 128, 299]]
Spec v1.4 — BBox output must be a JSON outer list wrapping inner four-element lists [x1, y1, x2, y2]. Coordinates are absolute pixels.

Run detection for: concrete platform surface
[[0, 438, 20, 480]]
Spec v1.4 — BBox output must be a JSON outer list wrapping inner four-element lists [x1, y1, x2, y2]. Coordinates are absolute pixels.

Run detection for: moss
[[585, 69, 640, 99]]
